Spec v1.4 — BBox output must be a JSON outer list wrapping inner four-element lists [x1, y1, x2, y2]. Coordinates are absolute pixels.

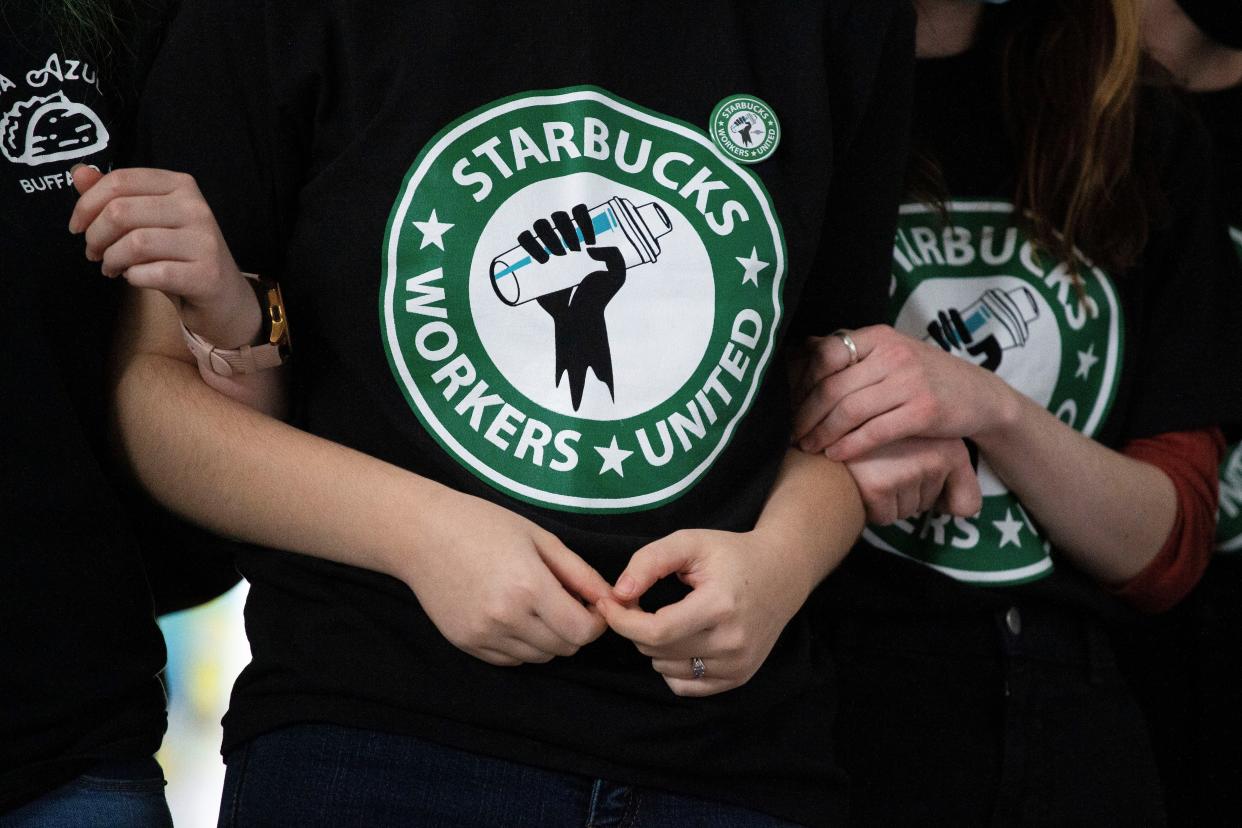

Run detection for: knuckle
[[711, 595, 737, 625], [912, 398, 938, 429], [721, 628, 747, 656], [836, 395, 860, 422], [127, 228, 151, 257], [456, 621, 489, 649], [811, 344, 833, 371], [861, 491, 884, 514], [143, 261, 171, 285], [668, 528, 695, 546], [567, 623, 595, 649], [102, 199, 128, 225], [647, 626, 672, 648], [186, 197, 213, 224], [481, 597, 513, 628], [810, 381, 833, 414], [894, 345, 918, 369], [197, 229, 220, 258], [870, 477, 896, 498]]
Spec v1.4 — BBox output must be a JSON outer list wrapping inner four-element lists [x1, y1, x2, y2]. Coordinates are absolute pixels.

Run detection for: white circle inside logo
[[469, 173, 715, 421], [894, 275, 1060, 497]]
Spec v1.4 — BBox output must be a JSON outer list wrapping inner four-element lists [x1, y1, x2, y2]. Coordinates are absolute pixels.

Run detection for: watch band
[[181, 273, 291, 377]]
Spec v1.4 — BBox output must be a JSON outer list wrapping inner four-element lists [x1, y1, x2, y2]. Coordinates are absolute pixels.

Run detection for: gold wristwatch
[[180, 273, 291, 376]]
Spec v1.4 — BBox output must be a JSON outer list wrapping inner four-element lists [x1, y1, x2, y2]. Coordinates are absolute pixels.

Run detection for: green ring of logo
[[379, 86, 788, 513]]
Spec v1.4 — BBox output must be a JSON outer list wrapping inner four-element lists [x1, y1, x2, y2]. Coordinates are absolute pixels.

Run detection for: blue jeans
[[0, 758, 172, 828], [219, 723, 802, 827]]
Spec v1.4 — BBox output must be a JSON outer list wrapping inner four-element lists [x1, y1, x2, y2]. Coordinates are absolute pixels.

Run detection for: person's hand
[[404, 493, 611, 667], [844, 437, 981, 524], [69, 166, 261, 349], [792, 325, 1019, 461], [599, 528, 812, 697]]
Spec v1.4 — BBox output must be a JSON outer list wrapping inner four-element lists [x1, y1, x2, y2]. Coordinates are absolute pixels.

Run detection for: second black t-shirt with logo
[[823, 49, 1242, 621]]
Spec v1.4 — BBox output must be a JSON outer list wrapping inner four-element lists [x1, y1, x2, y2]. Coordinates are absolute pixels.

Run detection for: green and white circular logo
[[381, 86, 787, 513], [863, 201, 1124, 585], [1220, 441, 1242, 553], [709, 94, 780, 165]]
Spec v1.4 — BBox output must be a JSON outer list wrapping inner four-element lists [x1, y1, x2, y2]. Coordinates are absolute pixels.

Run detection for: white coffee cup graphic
[[490, 196, 672, 306]]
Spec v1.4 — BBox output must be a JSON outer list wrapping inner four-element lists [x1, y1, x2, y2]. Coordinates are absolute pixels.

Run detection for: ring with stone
[[690, 656, 706, 680]]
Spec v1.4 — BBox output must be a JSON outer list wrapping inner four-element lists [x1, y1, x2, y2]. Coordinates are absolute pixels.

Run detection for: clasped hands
[[406, 491, 814, 698], [792, 325, 1008, 525]]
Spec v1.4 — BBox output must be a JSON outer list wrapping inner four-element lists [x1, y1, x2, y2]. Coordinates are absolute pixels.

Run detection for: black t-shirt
[[0, 3, 170, 811], [1192, 83, 1242, 230], [821, 49, 1242, 623], [135, 2, 914, 823], [1189, 83, 1242, 552]]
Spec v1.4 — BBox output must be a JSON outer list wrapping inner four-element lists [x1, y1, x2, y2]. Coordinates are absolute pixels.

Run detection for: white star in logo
[[412, 209, 454, 250], [736, 247, 770, 286], [993, 508, 1024, 549], [1075, 343, 1100, 380], [595, 435, 633, 477]]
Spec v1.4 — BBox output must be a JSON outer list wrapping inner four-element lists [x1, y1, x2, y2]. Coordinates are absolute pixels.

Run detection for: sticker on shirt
[[1220, 442, 1242, 553], [709, 95, 780, 164], [380, 86, 787, 513], [863, 201, 1124, 585]]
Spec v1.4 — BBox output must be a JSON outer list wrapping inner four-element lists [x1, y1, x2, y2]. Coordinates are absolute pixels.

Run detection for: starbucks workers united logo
[[865, 201, 1124, 585], [381, 87, 786, 512]]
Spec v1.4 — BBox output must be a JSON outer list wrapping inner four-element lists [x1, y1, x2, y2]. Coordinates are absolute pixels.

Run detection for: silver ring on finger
[[831, 329, 860, 366], [690, 656, 706, 680]]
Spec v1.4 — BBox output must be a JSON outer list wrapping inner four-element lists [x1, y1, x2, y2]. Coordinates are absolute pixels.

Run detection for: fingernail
[[70, 163, 85, 173], [615, 575, 635, 599]]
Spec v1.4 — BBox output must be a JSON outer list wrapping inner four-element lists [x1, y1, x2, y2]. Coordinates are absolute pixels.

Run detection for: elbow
[[1112, 430, 1225, 614]]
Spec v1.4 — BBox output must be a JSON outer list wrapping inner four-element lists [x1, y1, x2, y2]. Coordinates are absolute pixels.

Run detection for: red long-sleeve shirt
[[1113, 428, 1226, 613]]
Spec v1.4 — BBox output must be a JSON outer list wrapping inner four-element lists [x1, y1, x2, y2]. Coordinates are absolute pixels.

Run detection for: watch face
[[265, 283, 290, 348]]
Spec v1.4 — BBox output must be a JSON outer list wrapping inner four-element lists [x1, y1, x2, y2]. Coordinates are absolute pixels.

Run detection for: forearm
[[198, 362, 288, 420], [753, 448, 865, 597], [976, 391, 1177, 584], [112, 288, 460, 579]]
